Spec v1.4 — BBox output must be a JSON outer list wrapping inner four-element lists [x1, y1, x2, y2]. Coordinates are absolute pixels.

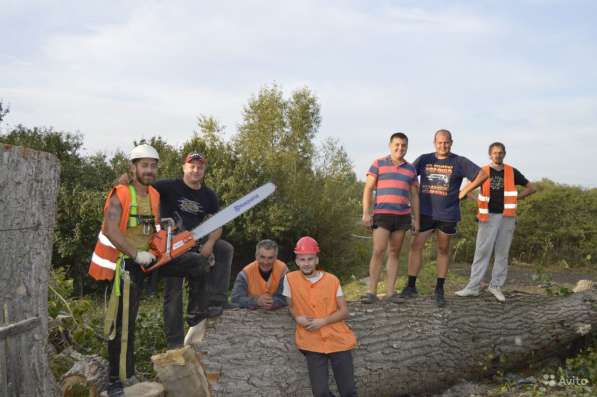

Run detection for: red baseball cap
[[184, 152, 207, 164]]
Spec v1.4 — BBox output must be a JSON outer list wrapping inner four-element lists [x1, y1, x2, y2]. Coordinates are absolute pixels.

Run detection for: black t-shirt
[[153, 179, 219, 231], [488, 167, 529, 214]]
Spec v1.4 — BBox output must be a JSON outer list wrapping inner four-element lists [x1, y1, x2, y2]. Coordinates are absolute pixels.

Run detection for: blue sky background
[[1, 0, 596, 186]]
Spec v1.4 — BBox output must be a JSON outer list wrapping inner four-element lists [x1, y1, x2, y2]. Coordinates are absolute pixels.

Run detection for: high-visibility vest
[[286, 271, 356, 354], [242, 260, 287, 297], [88, 185, 160, 281], [477, 164, 517, 222]]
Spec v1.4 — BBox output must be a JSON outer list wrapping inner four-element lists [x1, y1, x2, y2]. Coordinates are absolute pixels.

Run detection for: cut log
[[98, 382, 165, 397], [191, 289, 597, 396], [60, 349, 109, 397], [151, 346, 210, 397]]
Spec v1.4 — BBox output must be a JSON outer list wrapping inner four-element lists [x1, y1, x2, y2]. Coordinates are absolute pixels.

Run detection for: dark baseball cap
[[184, 152, 207, 164]]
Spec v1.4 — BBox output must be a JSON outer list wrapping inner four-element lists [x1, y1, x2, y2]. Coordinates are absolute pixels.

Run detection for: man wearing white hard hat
[[283, 236, 357, 397], [88, 144, 162, 396], [89, 144, 209, 395]]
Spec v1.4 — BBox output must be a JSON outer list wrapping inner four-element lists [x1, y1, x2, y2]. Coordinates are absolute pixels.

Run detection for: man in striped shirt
[[361, 132, 420, 304]]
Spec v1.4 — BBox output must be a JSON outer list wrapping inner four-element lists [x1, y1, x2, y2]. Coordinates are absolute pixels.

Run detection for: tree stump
[[0, 144, 61, 396], [192, 290, 597, 396]]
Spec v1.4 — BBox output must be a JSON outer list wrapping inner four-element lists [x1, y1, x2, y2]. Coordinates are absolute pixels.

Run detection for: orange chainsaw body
[[146, 229, 196, 272]]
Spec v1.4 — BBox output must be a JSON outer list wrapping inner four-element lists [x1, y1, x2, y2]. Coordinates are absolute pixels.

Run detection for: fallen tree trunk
[[193, 290, 597, 397]]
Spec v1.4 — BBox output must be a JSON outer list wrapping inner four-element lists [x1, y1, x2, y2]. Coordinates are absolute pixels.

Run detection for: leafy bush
[[453, 180, 597, 269]]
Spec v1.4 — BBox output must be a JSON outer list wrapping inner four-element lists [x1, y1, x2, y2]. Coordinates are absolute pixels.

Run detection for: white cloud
[[1, 0, 596, 186]]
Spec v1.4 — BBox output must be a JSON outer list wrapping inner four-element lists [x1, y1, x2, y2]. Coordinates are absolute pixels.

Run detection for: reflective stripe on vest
[[128, 184, 138, 228], [243, 260, 287, 297], [477, 164, 518, 222], [88, 185, 160, 281], [287, 271, 356, 354]]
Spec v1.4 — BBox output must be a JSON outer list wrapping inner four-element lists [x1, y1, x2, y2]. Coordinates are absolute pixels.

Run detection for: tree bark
[[193, 290, 597, 396], [0, 144, 61, 397]]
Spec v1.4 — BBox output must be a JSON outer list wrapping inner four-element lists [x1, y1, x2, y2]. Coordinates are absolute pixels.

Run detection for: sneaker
[[434, 289, 446, 307], [487, 286, 506, 302], [360, 293, 379, 304], [184, 319, 207, 346], [398, 286, 418, 299], [384, 294, 405, 304], [106, 380, 124, 397], [455, 287, 480, 297]]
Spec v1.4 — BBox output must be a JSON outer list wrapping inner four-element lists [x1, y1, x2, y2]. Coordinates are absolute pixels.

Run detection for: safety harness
[[103, 185, 152, 381]]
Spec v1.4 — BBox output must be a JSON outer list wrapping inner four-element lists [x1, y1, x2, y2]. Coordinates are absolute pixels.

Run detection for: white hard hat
[[129, 144, 160, 161]]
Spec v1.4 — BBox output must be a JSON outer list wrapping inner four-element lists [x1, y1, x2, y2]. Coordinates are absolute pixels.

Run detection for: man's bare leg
[[435, 231, 452, 278], [385, 230, 406, 297], [400, 230, 433, 297], [434, 231, 452, 307], [366, 227, 391, 297], [407, 230, 433, 276]]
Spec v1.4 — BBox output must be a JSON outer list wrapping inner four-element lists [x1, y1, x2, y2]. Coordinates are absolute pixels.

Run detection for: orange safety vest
[[286, 270, 356, 354], [477, 164, 517, 222], [243, 260, 287, 297], [88, 185, 160, 281]]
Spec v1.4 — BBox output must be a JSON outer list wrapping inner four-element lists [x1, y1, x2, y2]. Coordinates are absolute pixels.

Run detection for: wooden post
[[0, 144, 61, 396]]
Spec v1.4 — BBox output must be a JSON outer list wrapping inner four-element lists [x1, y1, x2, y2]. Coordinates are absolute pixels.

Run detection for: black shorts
[[372, 214, 411, 233], [419, 214, 457, 235]]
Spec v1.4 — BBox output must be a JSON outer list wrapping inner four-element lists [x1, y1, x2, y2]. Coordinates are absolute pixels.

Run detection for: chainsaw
[[145, 182, 276, 272]]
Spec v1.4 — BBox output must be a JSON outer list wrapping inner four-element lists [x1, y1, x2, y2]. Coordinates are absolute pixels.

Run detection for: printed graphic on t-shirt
[[423, 164, 453, 196], [178, 197, 205, 215], [490, 175, 504, 191]]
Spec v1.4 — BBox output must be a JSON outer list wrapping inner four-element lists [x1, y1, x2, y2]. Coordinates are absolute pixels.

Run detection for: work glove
[[135, 251, 156, 266]]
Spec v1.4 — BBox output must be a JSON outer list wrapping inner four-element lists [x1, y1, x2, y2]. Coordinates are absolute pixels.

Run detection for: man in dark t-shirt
[[400, 129, 488, 307], [156, 153, 234, 347], [456, 142, 535, 302]]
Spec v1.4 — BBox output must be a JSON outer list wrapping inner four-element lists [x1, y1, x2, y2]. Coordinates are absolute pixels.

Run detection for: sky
[[1, 0, 596, 186]]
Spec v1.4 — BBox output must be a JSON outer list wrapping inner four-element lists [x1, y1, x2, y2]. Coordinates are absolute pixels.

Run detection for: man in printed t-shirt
[[399, 129, 488, 307]]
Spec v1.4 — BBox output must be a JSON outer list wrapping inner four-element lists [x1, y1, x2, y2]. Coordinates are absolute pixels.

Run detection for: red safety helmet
[[293, 236, 320, 255]]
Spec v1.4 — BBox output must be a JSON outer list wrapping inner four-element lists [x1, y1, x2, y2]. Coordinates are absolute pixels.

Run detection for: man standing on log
[[88, 144, 168, 396], [152, 152, 234, 346], [400, 130, 488, 307], [230, 239, 288, 309], [456, 142, 536, 302], [361, 132, 419, 304], [283, 236, 357, 397]]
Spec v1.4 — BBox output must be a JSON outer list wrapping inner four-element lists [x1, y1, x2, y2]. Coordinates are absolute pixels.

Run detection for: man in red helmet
[[283, 236, 357, 397]]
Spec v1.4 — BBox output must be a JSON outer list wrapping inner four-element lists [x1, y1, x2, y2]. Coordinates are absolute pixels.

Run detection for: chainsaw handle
[[144, 230, 196, 273]]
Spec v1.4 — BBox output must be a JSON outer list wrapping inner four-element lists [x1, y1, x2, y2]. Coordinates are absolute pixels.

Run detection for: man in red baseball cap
[[283, 236, 357, 396], [152, 152, 235, 346]]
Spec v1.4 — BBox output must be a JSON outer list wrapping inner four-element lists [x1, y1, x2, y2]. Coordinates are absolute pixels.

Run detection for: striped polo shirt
[[367, 155, 418, 215]]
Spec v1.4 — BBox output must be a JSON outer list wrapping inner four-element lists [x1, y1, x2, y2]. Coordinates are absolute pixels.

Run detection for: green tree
[[219, 84, 363, 275], [0, 126, 114, 294], [0, 101, 8, 124]]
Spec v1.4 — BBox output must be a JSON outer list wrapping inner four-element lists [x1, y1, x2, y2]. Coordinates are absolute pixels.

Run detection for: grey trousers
[[465, 214, 516, 291]]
